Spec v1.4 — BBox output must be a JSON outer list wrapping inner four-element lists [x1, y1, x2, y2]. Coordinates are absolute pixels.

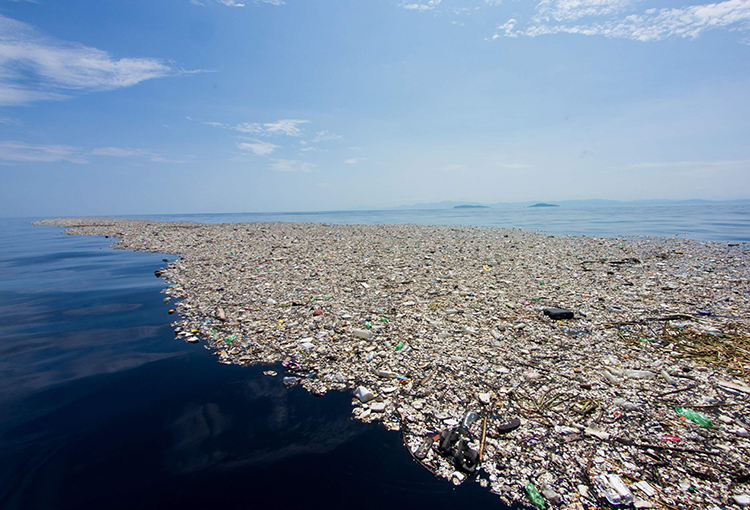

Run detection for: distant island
[[453, 205, 489, 209], [529, 203, 559, 208]]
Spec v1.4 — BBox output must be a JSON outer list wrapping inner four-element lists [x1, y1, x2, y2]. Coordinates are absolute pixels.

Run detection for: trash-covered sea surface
[[0, 218, 514, 510], [36, 217, 750, 509]]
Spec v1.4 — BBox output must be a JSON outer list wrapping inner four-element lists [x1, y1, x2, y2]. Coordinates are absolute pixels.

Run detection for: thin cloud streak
[[0, 14, 187, 106], [0, 141, 88, 164], [237, 140, 279, 156], [310, 130, 342, 143], [0, 142, 189, 164], [271, 159, 315, 172], [193, 0, 285, 5], [400, 1, 442, 11], [90, 146, 190, 162], [618, 159, 748, 169], [205, 119, 311, 137], [90, 147, 148, 157], [494, 0, 750, 41]]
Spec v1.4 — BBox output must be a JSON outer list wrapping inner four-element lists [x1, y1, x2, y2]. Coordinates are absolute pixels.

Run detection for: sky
[[0, 0, 749, 216]]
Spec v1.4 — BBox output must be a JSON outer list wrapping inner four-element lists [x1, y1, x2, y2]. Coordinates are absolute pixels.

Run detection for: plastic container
[[525, 482, 546, 509], [354, 386, 376, 402], [593, 473, 633, 505], [675, 407, 714, 428], [459, 411, 479, 434]]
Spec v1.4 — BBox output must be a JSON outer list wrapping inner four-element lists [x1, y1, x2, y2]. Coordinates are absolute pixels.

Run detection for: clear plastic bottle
[[593, 474, 633, 505]]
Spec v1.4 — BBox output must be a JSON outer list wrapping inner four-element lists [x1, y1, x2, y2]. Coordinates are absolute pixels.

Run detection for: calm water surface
[[0, 218, 515, 510], [139, 202, 750, 242]]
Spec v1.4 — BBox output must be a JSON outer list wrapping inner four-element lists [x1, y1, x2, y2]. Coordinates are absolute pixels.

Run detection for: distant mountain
[[393, 201, 486, 210], [384, 198, 749, 211]]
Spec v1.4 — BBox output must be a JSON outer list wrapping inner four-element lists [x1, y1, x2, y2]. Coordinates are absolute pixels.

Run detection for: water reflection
[[0, 219, 516, 510], [163, 371, 367, 474]]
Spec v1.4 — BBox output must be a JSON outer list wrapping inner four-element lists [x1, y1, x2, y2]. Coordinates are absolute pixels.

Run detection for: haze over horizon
[[1, 0, 749, 217]]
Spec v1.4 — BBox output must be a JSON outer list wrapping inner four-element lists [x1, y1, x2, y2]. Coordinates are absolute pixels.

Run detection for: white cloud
[[90, 147, 147, 157], [441, 163, 466, 171], [0, 141, 188, 164], [401, 0, 442, 11], [237, 139, 279, 156], [496, 162, 531, 168], [0, 14, 184, 106], [263, 119, 310, 136], [310, 130, 343, 143], [495, 0, 750, 41], [0, 141, 87, 163], [205, 119, 310, 137], [271, 159, 315, 172], [534, 0, 635, 22], [192, 0, 284, 6], [203, 121, 227, 128], [231, 122, 263, 133], [492, 19, 518, 38], [344, 157, 365, 164], [90, 146, 190, 162], [148, 154, 191, 163], [618, 159, 747, 169]]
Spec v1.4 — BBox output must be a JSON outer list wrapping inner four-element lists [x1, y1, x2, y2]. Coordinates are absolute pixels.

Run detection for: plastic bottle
[[525, 482, 546, 509], [458, 411, 479, 434], [675, 407, 714, 428], [593, 474, 633, 505], [660, 370, 677, 385], [623, 369, 656, 379], [395, 341, 404, 351], [352, 329, 373, 340]]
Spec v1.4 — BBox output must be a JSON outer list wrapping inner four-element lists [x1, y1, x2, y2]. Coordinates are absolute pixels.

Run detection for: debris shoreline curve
[[36, 217, 750, 509]]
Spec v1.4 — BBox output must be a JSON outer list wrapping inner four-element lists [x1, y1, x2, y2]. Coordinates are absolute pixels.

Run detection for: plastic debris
[[354, 386, 376, 403], [675, 407, 714, 428], [542, 308, 574, 320], [525, 482, 546, 509], [593, 473, 634, 506], [37, 217, 750, 509]]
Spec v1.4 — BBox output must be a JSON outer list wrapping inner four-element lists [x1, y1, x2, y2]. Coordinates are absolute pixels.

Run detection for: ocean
[[141, 202, 750, 242], [1, 203, 748, 509]]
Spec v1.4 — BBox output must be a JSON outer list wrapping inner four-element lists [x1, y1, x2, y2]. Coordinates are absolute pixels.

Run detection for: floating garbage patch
[[35, 218, 750, 509]]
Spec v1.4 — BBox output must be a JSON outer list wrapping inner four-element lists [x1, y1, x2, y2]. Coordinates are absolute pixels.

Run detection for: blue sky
[[1, 0, 749, 216]]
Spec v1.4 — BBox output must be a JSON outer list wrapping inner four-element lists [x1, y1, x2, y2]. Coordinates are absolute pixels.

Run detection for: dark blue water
[[0, 218, 516, 510], [136, 202, 750, 242]]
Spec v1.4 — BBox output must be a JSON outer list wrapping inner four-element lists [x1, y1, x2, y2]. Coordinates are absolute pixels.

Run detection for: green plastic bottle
[[525, 482, 546, 509], [675, 407, 714, 428], [395, 341, 404, 351]]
